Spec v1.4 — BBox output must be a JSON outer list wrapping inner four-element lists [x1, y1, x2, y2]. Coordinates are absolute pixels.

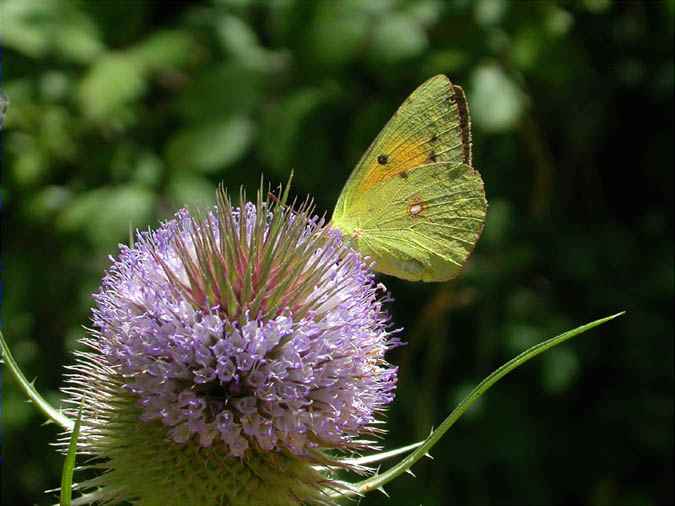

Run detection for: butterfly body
[[332, 75, 487, 282]]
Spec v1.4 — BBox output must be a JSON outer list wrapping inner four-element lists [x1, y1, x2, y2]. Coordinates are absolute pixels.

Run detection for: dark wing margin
[[452, 85, 472, 166]]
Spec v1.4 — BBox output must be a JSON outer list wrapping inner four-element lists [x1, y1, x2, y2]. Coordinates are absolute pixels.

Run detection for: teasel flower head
[[62, 180, 400, 505]]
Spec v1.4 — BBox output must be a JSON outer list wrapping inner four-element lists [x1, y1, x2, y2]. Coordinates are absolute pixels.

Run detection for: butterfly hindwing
[[341, 162, 486, 281]]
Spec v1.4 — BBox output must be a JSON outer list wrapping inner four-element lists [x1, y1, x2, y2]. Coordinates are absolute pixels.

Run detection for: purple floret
[[91, 203, 399, 457]]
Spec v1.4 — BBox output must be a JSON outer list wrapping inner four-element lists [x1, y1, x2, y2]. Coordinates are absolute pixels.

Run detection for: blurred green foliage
[[1, 1, 672, 505]]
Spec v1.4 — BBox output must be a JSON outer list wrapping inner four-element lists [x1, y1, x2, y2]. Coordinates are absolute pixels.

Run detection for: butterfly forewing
[[337, 75, 471, 211]]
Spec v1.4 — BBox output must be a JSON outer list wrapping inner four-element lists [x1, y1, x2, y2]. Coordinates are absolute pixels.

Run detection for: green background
[[1, 1, 672, 505]]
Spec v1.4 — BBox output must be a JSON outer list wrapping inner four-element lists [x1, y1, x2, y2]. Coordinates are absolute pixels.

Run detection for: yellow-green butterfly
[[331, 75, 487, 282]]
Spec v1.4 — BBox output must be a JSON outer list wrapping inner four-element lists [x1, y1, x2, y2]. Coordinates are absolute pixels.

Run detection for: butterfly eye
[[377, 154, 389, 165]]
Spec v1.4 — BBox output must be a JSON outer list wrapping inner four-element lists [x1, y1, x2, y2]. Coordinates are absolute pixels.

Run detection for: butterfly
[[331, 75, 487, 282]]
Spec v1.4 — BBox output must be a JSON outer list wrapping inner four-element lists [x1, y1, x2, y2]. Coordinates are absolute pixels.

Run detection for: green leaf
[[0, 0, 104, 62], [11, 148, 48, 187], [541, 347, 580, 394], [511, 27, 546, 70], [351, 312, 625, 495], [60, 402, 83, 506], [215, 16, 265, 67], [53, 9, 105, 63], [405, 0, 443, 27], [78, 53, 147, 120], [40, 106, 77, 161], [26, 185, 73, 222], [58, 185, 156, 249], [175, 64, 265, 121], [545, 6, 573, 36], [470, 63, 526, 132], [307, 1, 370, 67], [368, 13, 428, 65], [259, 87, 334, 172], [168, 175, 217, 211], [0, 329, 73, 430], [129, 30, 196, 72], [0, 0, 56, 57], [165, 117, 254, 173], [474, 0, 507, 26]]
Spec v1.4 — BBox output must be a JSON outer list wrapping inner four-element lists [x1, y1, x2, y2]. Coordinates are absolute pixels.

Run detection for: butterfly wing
[[334, 75, 472, 218], [335, 162, 486, 281], [332, 75, 486, 282]]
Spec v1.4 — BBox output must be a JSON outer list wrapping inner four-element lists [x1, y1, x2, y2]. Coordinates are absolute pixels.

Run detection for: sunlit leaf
[[0, 0, 55, 57], [474, 0, 507, 26], [368, 13, 428, 65], [542, 347, 580, 394], [12, 148, 48, 187], [216, 15, 266, 67], [470, 63, 526, 132], [27, 185, 73, 222], [53, 9, 105, 63], [168, 175, 217, 211], [405, 0, 443, 26], [165, 116, 254, 173], [40, 71, 71, 101], [0, 0, 104, 62], [58, 185, 156, 248], [545, 6, 574, 36], [78, 53, 146, 120], [130, 30, 196, 72]]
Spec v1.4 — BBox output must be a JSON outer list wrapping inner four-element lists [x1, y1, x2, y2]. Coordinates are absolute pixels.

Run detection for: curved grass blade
[[353, 312, 625, 495], [60, 402, 83, 506], [0, 329, 74, 430]]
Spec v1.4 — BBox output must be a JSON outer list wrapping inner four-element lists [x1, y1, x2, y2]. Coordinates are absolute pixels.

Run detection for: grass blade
[[353, 312, 625, 494]]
